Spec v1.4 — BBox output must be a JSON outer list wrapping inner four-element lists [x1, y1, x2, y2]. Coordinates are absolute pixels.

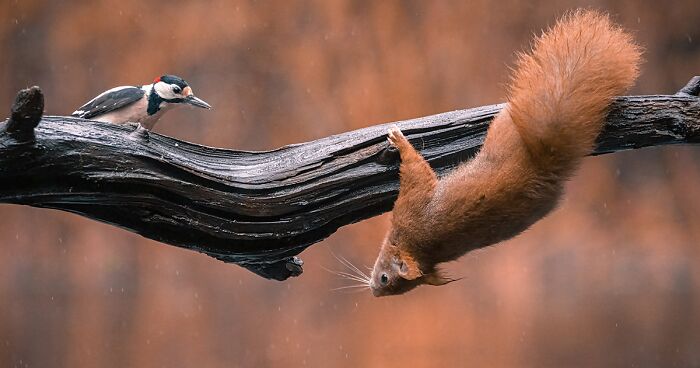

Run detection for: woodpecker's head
[[151, 75, 211, 110]]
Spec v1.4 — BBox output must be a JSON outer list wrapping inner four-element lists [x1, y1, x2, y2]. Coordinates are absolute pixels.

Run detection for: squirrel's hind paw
[[387, 125, 408, 148]]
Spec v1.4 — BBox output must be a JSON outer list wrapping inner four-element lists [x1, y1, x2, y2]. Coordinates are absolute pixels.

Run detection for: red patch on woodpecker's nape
[[153, 76, 161, 83]]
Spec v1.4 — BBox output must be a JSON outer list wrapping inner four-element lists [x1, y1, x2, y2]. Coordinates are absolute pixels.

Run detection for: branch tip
[[677, 76, 700, 97]]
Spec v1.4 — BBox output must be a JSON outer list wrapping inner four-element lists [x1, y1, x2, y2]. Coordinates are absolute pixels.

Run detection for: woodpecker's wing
[[72, 86, 145, 119]]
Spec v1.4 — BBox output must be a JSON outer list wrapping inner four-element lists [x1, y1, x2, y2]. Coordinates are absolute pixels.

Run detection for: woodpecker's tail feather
[[507, 10, 641, 174]]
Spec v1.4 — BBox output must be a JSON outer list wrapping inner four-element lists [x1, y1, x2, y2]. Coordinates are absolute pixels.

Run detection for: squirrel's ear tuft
[[397, 252, 422, 280]]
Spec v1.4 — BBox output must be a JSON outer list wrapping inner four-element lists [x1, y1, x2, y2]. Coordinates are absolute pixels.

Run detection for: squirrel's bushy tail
[[508, 10, 641, 174]]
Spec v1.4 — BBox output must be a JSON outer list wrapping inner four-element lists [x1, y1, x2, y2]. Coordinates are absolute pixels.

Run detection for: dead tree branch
[[1, 77, 699, 280]]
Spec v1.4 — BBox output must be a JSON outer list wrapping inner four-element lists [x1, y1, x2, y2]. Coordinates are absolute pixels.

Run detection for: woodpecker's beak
[[184, 95, 212, 109]]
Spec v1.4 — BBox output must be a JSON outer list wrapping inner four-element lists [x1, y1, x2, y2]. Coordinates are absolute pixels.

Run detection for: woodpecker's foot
[[129, 123, 150, 142]]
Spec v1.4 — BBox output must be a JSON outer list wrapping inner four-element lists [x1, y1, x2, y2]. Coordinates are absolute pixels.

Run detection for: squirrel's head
[[369, 236, 454, 297]]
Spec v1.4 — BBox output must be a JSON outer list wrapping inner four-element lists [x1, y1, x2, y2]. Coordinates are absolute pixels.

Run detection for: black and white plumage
[[72, 75, 211, 130]]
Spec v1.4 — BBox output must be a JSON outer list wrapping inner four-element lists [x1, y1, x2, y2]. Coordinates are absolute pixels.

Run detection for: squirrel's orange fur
[[369, 10, 641, 296]]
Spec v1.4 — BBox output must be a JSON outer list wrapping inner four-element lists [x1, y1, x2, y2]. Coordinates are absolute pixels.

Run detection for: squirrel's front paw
[[387, 125, 408, 148]]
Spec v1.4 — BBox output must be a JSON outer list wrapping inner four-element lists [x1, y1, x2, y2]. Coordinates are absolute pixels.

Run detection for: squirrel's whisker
[[329, 250, 370, 281], [337, 254, 370, 279], [330, 284, 371, 292], [320, 265, 369, 284]]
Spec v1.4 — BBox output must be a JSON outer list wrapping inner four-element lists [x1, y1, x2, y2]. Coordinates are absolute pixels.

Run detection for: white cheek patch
[[154, 81, 179, 100]]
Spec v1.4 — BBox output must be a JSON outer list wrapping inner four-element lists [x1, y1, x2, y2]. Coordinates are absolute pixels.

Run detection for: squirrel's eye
[[380, 273, 389, 285], [172, 85, 182, 94]]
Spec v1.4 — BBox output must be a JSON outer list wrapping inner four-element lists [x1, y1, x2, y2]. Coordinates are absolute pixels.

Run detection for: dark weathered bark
[[5, 86, 44, 142], [1, 78, 699, 280]]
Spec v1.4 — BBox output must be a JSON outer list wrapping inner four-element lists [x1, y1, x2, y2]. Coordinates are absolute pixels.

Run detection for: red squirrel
[[368, 10, 642, 296]]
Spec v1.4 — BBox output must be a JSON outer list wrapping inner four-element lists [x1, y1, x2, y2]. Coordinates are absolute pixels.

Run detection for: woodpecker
[[72, 75, 211, 129]]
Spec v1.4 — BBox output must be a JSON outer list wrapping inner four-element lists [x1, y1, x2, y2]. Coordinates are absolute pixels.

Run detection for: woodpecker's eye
[[380, 273, 389, 285], [172, 85, 182, 94]]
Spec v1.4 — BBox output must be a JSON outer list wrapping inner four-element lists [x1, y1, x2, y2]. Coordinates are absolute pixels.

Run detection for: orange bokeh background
[[2, 1, 700, 367]]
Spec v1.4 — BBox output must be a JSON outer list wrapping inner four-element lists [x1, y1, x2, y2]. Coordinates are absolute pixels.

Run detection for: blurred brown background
[[2, 0, 700, 367]]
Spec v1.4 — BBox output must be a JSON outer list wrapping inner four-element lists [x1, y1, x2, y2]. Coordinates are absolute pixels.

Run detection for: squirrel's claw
[[387, 125, 407, 148]]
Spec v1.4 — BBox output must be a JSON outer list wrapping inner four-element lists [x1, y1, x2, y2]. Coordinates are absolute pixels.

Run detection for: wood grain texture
[[1, 79, 699, 280]]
